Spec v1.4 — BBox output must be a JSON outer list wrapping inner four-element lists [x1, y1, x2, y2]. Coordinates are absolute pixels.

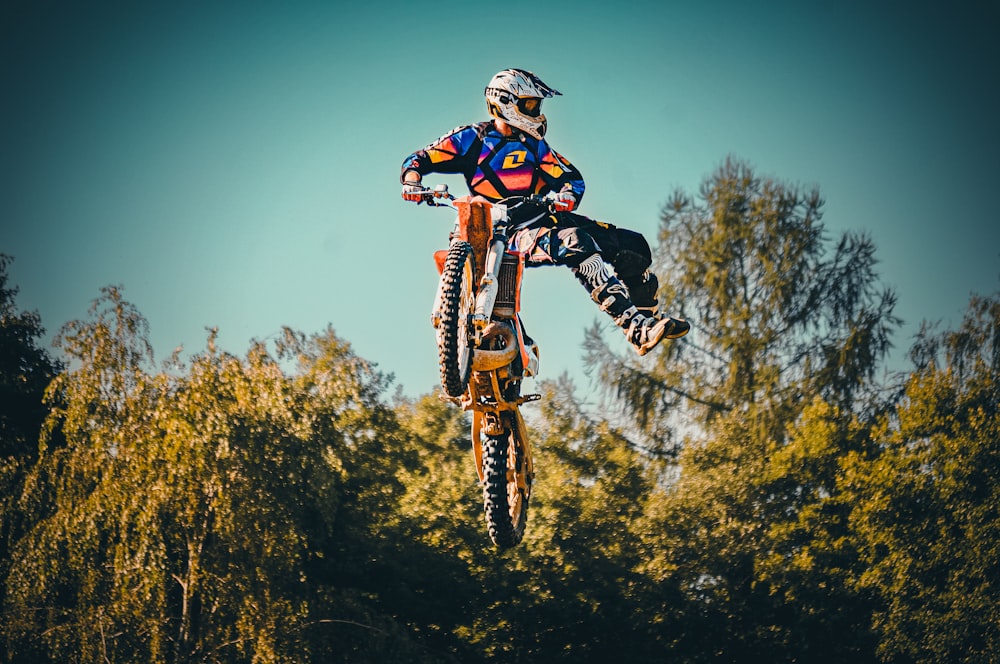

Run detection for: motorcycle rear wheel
[[482, 413, 530, 548], [437, 241, 475, 397]]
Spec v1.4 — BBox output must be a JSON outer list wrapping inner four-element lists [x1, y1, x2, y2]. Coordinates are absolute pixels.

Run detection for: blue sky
[[3, 1, 998, 397]]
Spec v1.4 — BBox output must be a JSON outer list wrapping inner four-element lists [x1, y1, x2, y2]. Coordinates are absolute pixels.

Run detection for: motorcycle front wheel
[[482, 412, 531, 548], [437, 241, 475, 397]]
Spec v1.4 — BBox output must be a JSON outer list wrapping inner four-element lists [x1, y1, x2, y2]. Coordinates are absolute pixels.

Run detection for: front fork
[[470, 235, 508, 345], [430, 234, 508, 345]]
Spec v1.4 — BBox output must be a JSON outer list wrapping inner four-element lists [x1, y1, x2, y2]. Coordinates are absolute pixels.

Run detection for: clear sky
[[3, 1, 998, 397]]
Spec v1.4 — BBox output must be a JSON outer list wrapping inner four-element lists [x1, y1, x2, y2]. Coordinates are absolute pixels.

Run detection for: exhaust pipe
[[471, 322, 518, 371]]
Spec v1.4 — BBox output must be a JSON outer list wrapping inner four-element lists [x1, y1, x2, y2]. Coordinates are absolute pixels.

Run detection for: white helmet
[[484, 68, 561, 139]]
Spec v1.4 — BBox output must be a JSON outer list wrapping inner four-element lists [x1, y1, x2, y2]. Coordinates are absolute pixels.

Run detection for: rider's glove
[[545, 190, 577, 212], [402, 182, 426, 203]]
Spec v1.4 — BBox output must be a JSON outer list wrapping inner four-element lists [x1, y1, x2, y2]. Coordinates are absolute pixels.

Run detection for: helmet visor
[[516, 97, 542, 118]]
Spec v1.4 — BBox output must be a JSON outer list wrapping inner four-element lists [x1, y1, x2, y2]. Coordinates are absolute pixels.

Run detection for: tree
[[2, 288, 435, 663], [845, 292, 1000, 663], [386, 393, 486, 661], [0, 254, 60, 460], [587, 157, 900, 451], [3, 286, 162, 662], [632, 399, 879, 663], [581, 158, 901, 660], [0, 254, 61, 652]]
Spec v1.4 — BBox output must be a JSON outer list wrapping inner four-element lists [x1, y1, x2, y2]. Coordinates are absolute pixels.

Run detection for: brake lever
[[424, 184, 455, 206], [503, 194, 552, 215], [424, 196, 454, 208]]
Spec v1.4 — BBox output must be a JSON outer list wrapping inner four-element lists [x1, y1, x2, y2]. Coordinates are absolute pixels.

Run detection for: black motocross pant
[[509, 210, 658, 308]]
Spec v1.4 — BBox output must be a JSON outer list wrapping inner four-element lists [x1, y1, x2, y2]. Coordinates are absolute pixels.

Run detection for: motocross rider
[[400, 68, 689, 356]]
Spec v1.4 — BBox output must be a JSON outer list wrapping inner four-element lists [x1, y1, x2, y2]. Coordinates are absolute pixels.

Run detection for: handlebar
[[405, 183, 553, 214], [405, 183, 456, 207], [498, 193, 549, 209]]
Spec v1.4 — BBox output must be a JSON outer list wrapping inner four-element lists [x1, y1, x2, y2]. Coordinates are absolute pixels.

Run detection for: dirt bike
[[413, 183, 544, 548]]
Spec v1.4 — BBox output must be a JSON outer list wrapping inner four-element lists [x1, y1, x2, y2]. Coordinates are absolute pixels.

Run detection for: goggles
[[516, 97, 542, 117], [488, 88, 544, 118]]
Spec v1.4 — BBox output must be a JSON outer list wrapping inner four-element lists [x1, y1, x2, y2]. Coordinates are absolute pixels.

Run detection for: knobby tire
[[437, 241, 475, 397], [482, 416, 529, 548]]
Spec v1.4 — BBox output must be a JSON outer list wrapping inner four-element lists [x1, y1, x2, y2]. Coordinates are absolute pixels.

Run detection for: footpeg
[[482, 413, 505, 436]]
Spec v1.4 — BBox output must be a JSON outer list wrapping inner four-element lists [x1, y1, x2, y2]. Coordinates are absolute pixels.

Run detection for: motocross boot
[[624, 269, 661, 319], [575, 254, 688, 355], [622, 269, 690, 340], [590, 278, 689, 356]]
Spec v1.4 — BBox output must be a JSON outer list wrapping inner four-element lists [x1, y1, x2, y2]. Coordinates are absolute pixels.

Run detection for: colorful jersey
[[401, 121, 585, 204]]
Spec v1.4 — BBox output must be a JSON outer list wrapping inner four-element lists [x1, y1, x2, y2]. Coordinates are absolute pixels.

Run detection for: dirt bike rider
[[401, 68, 689, 356]]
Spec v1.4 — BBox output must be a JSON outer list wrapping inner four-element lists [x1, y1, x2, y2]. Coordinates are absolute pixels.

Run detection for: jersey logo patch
[[501, 150, 528, 170]]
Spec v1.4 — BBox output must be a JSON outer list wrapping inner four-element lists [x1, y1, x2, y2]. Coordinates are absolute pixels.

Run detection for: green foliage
[[1, 287, 431, 663], [0, 255, 61, 459], [0, 165, 995, 663], [845, 293, 1000, 663], [583, 158, 908, 661], [0, 254, 62, 631], [632, 400, 876, 662], [587, 157, 900, 451]]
